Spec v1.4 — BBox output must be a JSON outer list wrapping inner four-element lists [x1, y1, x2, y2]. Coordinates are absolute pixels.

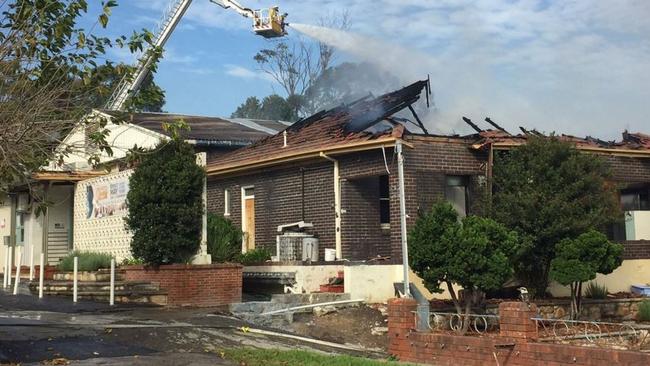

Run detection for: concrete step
[[27, 280, 167, 306], [28, 281, 159, 293], [53, 269, 126, 282]]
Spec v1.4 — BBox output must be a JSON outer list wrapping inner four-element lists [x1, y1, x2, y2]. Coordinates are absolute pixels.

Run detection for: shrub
[[585, 282, 608, 299], [638, 300, 650, 322], [491, 136, 620, 296], [125, 139, 205, 265], [120, 257, 144, 266], [58, 251, 113, 272], [237, 248, 272, 266], [409, 202, 520, 334], [550, 230, 623, 319], [207, 213, 242, 263]]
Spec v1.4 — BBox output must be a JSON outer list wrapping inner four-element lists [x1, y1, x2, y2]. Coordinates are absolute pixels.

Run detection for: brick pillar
[[388, 297, 417, 361], [499, 301, 538, 341]]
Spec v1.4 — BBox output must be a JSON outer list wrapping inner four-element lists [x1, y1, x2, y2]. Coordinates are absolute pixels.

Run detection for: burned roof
[[471, 128, 650, 153], [100, 110, 288, 146], [205, 80, 429, 174]]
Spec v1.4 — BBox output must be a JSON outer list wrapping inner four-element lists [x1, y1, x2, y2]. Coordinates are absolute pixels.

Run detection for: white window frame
[[241, 186, 255, 253], [224, 189, 231, 216]]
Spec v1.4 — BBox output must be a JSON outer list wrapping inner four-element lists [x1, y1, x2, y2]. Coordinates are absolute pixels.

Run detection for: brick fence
[[388, 298, 650, 365], [124, 263, 242, 307]]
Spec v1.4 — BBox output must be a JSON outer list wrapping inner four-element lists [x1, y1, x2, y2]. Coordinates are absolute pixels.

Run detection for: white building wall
[[56, 112, 166, 170], [74, 170, 134, 261]]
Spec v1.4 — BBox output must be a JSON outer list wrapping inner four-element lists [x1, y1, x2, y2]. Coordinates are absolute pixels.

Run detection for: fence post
[[13, 249, 22, 295], [29, 245, 34, 281], [109, 258, 115, 306], [39, 253, 44, 299], [3, 245, 9, 289], [73, 256, 78, 303]]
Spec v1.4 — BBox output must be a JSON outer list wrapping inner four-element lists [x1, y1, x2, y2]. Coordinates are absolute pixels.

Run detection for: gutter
[[206, 138, 411, 177], [319, 152, 342, 260], [476, 141, 650, 157]]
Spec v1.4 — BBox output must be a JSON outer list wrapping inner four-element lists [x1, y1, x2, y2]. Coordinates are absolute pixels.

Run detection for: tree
[[409, 202, 520, 334], [491, 136, 620, 297], [254, 12, 349, 116], [302, 62, 399, 113], [231, 94, 297, 121], [125, 138, 205, 265], [87, 63, 166, 112], [550, 230, 623, 319], [0, 0, 163, 198]]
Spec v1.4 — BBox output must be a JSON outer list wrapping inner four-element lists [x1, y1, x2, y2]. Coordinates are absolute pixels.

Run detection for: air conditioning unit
[[276, 233, 319, 262]]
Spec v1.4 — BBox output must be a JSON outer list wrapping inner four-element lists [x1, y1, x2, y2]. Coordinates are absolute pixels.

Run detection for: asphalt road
[[0, 285, 375, 365]]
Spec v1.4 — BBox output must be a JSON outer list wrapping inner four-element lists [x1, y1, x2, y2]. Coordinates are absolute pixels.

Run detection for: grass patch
[[220, 348, 408, 366], [638, 300, 650, 322], [584, 281, 608, 299], [58, 250, 113, 272]]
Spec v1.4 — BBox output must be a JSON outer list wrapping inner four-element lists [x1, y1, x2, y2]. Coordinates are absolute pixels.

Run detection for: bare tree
[[253, 11, 350, 116]]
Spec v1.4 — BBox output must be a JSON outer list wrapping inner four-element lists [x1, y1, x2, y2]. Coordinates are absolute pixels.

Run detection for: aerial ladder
[[104, 0, 287, 111]]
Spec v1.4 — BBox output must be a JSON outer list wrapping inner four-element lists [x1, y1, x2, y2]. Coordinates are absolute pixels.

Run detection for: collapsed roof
[[471, 127, 650, 153], [100, 110, 289, 146], [206, 80, 430, 175]]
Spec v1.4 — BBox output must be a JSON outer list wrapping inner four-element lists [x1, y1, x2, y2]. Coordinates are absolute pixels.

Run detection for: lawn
[[220, 348, 410, 366]]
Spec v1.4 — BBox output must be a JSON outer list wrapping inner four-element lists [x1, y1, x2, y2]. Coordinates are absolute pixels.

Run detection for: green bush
[[58, 251, 113, 272], [237, 248, 272, 266], [125, 139, 205, 265], [120, 257, 144, 266], [638, 300, 650, 322], [207, 213, 242, 263], [584, 282, 608, 299]]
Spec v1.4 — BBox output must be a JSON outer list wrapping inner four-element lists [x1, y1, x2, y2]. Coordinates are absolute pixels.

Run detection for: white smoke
[[289, 23, 499, 134]]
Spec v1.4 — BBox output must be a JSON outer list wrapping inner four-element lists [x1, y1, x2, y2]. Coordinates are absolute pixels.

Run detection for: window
[[224, 189, 231, 216], [379, 175, 390, 228], [445, 175, 469, 217], [620, 185, 650, 211]]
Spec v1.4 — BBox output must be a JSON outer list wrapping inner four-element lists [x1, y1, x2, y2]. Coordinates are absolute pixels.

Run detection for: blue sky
[[88, 0, 650, 139]]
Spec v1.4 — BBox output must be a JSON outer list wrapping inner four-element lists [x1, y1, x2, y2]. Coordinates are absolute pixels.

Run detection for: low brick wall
[[389, 298, 650, 365], [124, 263, 242, 307], [14, 265, 56, 280]]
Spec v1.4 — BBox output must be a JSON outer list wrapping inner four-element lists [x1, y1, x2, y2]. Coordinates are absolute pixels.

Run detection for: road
[[0, 285, 376, 365]]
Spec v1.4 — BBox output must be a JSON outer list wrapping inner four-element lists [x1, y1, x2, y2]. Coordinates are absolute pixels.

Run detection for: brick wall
[[207, 151, 400, 262], [621, 240, 650, 259], [389, 298, 650, 365], [605, 155, 650, 183], [124, 264, 242, 307]]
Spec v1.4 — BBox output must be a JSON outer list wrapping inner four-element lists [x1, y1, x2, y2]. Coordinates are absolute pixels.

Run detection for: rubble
[[313, 305, 337, 317]]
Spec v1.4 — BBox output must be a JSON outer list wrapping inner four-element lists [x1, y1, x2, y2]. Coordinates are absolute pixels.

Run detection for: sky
[[88, 0, 649, 139]]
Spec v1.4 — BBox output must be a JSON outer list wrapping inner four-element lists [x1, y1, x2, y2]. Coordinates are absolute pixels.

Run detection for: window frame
[[379, 175, 390, 229]]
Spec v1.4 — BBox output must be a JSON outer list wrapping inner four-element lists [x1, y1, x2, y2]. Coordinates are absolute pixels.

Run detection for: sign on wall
[[86, 179, 129, 219]]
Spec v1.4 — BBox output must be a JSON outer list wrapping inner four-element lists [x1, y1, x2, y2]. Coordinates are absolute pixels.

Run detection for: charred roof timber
[[485, 117, 509, 134], [462, 116, 483, 133]]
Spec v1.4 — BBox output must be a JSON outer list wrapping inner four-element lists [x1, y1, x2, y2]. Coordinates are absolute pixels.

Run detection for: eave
[[205, 137, 413, 177]]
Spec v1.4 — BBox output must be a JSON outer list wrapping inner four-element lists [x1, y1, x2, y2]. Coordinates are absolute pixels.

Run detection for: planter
[[123, 263, 243, 307]]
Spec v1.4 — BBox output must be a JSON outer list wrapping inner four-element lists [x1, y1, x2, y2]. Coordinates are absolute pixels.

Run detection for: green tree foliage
[[125, 139, 205, 265], [231, 94, 296, 121], [87, 63, 166, 112], [409, 202, 519, 334], [491, 136, 620, 296], [207, 213, 242, 263], [0, 0, 163, 196], [550, 230, 623, 319]]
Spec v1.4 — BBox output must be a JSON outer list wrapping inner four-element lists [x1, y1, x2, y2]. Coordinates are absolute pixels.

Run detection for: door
[[242, 186, 255, 252]]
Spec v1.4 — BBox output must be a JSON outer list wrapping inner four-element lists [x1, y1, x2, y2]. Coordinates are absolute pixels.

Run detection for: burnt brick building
[[204, 80, 650, 300]]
